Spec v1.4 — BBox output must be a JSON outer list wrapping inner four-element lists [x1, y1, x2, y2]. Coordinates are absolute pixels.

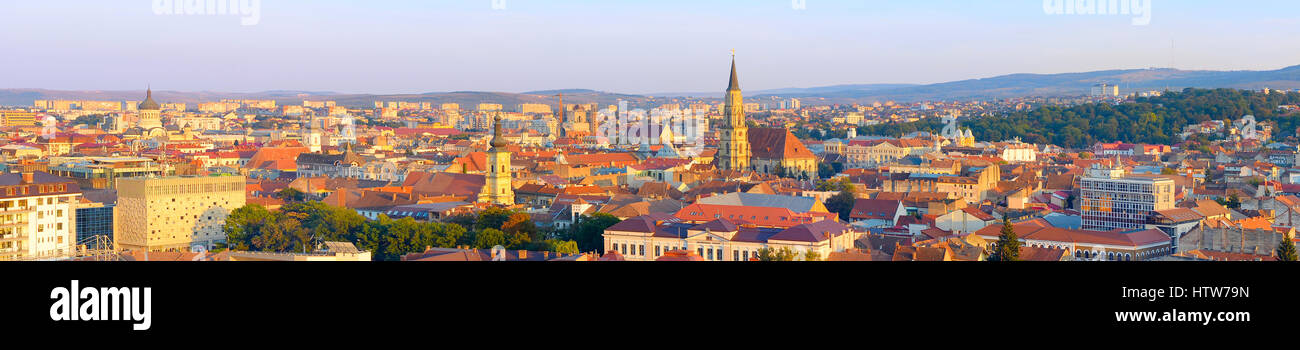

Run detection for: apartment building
[[0, 172, 82, 261]]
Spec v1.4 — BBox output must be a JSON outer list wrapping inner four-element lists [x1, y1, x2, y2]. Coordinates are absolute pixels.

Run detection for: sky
[[2, 0, 1299, 94]]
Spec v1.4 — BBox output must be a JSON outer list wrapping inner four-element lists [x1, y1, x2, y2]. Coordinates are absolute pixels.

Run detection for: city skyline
[[3, 0, 1300, 94]]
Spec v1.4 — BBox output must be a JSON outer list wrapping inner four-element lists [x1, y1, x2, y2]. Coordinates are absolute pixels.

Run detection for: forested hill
[[859, 88, 1300, 149]]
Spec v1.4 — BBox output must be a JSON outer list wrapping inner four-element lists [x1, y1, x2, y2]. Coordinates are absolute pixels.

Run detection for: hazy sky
[[3, 0, 1299, 94]]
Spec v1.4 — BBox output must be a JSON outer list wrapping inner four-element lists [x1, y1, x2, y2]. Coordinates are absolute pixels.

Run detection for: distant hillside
[[5, 65, 1299, 107], [0, 89, 652, 109], [651, 84, 917, 98], [795, 65, 1300, 103], [0, 89, 338, 107]]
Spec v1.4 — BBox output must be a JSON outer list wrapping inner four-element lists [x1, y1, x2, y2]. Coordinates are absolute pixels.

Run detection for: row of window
[[610, 239, 772, 261]]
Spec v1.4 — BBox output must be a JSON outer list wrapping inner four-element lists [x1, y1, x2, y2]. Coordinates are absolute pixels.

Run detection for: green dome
[[138, 88, 161, 110]]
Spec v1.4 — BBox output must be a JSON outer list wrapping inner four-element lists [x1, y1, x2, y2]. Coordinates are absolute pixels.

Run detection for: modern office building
[[0, 171, 82, 261], [74, 201, 113, 244], [1080, 161, 1175, 232], [113, 175, 246, 252]]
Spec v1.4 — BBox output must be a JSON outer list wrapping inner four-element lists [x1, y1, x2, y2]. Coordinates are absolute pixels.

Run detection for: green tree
[[988, 218, 1021, 261], [819, 178, 857, 222], [572, 213, 621, 253], [817, 162, 836, 179], [803, 249, 822, 261], [474, 207, 514, 232], [223, 204, 275, 251], [275, 188, 307, 202], [1278, 235, 1298, 262], [70, 114, 105, 127], [530, 239, 580, 255], [756, 247, 798, 261], [473, 228, 506, 249], [501, 213, 539, 249]]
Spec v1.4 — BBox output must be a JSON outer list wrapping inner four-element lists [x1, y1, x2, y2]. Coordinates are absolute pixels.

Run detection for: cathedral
[[714, 55, 818, 179], [125, 88, 168, 139]]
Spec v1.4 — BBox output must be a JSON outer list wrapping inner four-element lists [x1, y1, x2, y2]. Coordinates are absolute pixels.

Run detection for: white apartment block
[[0, 172, 82, 260]]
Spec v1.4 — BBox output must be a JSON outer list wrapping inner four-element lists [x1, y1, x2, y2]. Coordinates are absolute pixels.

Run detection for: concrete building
[[48, 157, 171, 189], [0, 172, 82, 260], [0, 110, 37, 127], [1080, 161, 1175, 232], [113, 175, 246, 252]]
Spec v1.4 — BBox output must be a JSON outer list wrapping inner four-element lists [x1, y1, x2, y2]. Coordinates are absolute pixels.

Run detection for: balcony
[[0, 207, 34, 214], [0, 232, 25, 242]]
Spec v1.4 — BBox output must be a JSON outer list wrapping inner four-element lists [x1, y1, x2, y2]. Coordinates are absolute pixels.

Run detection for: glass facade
[[75, 205, 113, 243]]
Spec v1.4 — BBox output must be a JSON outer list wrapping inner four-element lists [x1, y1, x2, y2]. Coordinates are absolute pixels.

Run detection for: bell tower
[[717, 51, 751, 171]]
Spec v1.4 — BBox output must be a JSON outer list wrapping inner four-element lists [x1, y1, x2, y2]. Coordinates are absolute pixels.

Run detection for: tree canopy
[[860, 88, 1300, 148], [224, 201, 576, 261]]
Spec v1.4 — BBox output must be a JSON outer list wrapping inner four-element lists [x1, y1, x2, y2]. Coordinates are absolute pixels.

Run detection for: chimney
[[20, 172, 33, 184]]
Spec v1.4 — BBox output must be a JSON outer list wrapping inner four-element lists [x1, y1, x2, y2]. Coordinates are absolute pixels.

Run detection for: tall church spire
[[718, 51, 751, 171], [727, 51, 741, 92]]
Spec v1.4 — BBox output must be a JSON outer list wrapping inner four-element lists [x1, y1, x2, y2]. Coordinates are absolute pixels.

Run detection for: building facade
[[1080, 162, 1175, 231], [0, 172, 82, 260], [603, 214, 859, 261], [113, 175, 246, 252]]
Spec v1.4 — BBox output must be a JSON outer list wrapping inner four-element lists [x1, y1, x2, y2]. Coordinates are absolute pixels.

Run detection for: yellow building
[[0, 110, 37, 127], [114, 175, 246, 252], [478, 114, 515, 205], [716, 55, 751, 171]]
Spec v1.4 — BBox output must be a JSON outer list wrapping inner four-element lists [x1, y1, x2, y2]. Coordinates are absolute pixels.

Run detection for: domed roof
[[138, 88, 161, 111], [489, 113, 507, 148]]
